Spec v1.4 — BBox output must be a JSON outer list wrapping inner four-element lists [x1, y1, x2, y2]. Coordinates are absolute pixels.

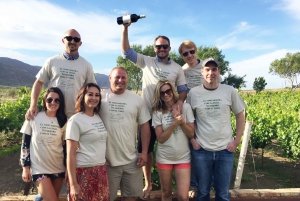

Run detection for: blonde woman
[[152, 79, 195, 201]]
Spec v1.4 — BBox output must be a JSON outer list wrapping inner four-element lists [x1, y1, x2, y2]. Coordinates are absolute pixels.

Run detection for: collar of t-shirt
[[155, 56, 171, 64], [63, 52, 79, 60], [203, 85, 218, 91]]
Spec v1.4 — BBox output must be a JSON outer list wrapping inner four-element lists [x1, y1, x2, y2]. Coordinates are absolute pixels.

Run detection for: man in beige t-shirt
[[121, 21, 187, 197], [99, 67, 150, 201]]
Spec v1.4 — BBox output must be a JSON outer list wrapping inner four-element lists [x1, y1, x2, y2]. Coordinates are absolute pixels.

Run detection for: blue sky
[[0, 0, 300, 89]]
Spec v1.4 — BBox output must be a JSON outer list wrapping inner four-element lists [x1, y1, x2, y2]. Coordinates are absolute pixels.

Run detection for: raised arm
[[26, 80, 44, 120], [121, 23, 131, 52]]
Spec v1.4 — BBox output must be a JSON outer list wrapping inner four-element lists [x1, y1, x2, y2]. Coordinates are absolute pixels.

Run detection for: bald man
[[24, 30, 96, 200], [26, 29, 96, 119]]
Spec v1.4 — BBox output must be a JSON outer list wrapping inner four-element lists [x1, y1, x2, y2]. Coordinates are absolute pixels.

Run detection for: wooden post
[[233, 121, 252, 189]]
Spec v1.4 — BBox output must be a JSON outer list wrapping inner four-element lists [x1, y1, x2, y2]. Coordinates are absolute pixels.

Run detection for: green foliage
[[241, 91, 300, 159], [253, 77, 267, 93], [269, 52, 300, 89], [0, 87, 43, 133], [222, 73, 246, 89]]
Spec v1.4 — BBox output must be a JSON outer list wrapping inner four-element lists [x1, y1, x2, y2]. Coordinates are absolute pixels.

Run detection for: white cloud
[[216, 22, 275, 51], [0, 0, 147, 53], [275, 0, 300, 20], [230, 49, 299, 89]]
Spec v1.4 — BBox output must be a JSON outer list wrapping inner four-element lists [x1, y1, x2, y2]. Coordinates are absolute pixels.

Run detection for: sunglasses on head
[[155, 44, 169, 50], [160, 88, 172, 96], [182, 50, 196, 57], [64, 36, 81, 43], [46, 98, 61, 104]]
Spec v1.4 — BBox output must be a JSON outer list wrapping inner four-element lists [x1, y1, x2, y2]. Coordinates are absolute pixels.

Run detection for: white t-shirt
[[187, 84, 246, 151], [152, 103, 195, 164], [36, 54, 96, 118], [136, 54, 186, 113], [66, 113, 107, 168], [182, 60, 204, 92], [99, 89, 151, 167], [20, 112, 66, 175]]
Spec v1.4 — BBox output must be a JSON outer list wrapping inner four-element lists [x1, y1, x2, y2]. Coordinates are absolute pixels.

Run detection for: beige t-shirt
[[136, 54, 186, 112], [66, 113, 107, 168], [152, 103, 195, 164], [20, 112, 66, 175], [36, 54, 96, 118], [187, 84, 246, 151], [182, 60, 204, 92], [99, 89, 151, 167]]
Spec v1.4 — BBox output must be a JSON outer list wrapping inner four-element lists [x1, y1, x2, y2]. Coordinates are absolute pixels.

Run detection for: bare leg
[[143, 152, 153, 191], [158, 168, 173, 201], [36, 178, 59, 201], [52, 178, 64, 198], [175, 168, 190, 201]]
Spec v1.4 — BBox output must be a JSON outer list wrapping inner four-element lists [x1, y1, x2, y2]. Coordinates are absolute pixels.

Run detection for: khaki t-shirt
[[36, 54, 96, 118], [136, 54, 186, 113], [99, 89, 151, 167], [20, 112, 65, 175], [182, 60, 204, 92], [187, 84, 246, 151], [152, 103, 195, 164], [66, 113, 107, 168]]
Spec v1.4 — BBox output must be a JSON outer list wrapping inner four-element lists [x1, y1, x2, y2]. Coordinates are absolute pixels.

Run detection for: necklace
[[45, 111, 55, 124]]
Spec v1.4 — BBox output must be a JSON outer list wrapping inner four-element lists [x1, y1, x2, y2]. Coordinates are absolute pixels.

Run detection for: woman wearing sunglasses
[[20, 87, 67, 201], [66, 83, 109, 201], [152, 79, 195, 201]]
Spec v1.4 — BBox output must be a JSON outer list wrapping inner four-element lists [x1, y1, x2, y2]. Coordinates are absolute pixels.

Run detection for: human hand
[[173, 114, 185, 126], [22, 167, 32, 182], [172, 100, 183, 114], [137, 152, 147, 168], [190, 138, 201, 150], [25, 106, 38, 120], [226, 140, 240, 152], [122, 14, 132, 27], [69, 183, 83, 201]]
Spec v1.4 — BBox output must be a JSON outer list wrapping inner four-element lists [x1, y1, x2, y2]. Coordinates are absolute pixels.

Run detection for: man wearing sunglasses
[[25, 29, 96, 201], [121, 20, 187, 199], [26, 29, 96, 120]]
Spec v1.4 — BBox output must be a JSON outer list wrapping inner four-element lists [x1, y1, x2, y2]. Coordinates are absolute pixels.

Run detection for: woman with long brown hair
[[66, 83, 109, 201]]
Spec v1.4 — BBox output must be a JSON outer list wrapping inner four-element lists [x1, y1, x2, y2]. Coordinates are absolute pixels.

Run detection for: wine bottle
[[117, 14, 146, 25]]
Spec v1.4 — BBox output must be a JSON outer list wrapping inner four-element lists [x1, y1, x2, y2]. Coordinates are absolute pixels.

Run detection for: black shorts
[[32, 172, 65, 182], [138, 119, 156, 153]]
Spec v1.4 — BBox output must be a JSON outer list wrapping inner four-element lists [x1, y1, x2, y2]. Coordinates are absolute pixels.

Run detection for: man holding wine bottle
[[121, 16, 188, 199]]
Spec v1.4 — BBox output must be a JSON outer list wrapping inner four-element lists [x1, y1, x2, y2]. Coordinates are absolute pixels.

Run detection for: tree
[[222, 73, 246, 89], [116, 44, 155, 93], [269, 52, 300, 90], [253, 77, 267, 93]]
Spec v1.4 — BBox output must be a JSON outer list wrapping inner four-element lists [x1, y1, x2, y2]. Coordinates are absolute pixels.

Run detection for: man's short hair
[[202, 58, 219, 68], [178, 40, 197, 55], [154, 35, 170, 46]]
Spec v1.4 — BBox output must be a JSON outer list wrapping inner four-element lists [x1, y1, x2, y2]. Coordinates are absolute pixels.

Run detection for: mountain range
[[0, 57, 109, 88]]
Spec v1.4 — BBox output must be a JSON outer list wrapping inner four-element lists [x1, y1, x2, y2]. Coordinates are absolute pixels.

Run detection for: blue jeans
[[192, 148, 234, 201]]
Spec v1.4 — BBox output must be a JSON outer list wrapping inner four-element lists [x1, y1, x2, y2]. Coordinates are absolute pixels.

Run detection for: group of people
[[19, 17, 246, 201]]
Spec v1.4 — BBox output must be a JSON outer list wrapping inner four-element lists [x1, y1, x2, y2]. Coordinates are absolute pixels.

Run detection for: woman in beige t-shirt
[[20, 87, 67, 201], [152, 79, 195, 201], [66, 83, 109, 201]]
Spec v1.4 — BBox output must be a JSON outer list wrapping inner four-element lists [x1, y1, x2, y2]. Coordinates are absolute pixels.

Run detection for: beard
[[157, 54, 168, 60]]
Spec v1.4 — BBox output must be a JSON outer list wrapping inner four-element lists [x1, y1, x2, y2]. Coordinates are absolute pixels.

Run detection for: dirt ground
[[0, 143, 300, 196]]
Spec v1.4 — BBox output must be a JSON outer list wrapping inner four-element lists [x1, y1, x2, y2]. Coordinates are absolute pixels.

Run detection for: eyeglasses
[[64, 36, 81, 43], [160, 88, 172, 96], [46, 98, 61, 104], [182, 50, 196, 57], [155, 44, 169, 50]]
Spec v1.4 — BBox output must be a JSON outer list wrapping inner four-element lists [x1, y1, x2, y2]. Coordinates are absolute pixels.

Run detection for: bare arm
[[67, 139, 83, 200], [155, 115, 183, 144], [26, 80, 44, 120], [121, 22, 131, 52], [137, 121, 150, 167], [180, 121, 194, 139], [227, 110, 245, 152], [172, 91, 187, 114]]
